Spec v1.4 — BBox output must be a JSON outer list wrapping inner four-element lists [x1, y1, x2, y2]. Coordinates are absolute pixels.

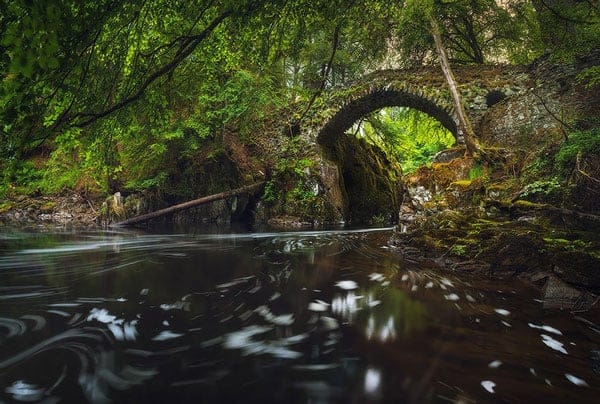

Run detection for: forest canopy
[[1, 0, 599, 196]]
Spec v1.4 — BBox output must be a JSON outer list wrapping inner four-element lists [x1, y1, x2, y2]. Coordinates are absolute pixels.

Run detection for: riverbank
[[0, 193, 102, 227]]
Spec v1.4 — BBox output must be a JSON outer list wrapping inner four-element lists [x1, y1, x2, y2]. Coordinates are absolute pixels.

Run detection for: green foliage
[[262, 181, 281, 203], [533, 0, 600, 62], [0, 202, 12, 214], [468, 164, 484, 180], [360, 107, 455, 173], [520, 127, 600, 206], [577, 67, 600, 90], [198, 70, 284, 138], [450, 243, 467, 256], [264, 154, 316, 205], [543, 237, 592, 252], [398, 0, 543, 65], [521, 178, 561, 198], [10, 161, 43, 195], [555, 128, 600, 175], [0, 0, 596, 204]]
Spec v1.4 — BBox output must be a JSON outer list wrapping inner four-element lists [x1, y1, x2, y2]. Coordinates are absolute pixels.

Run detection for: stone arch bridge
[[297, 65, 532, 224], [303, 65, 531, 145]]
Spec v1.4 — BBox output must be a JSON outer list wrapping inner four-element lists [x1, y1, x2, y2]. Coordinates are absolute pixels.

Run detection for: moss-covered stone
[[318, 132, 403, 225], [40, 201, 56, 213], [0, 202, 13, 215], [392, 206, 600, 293]]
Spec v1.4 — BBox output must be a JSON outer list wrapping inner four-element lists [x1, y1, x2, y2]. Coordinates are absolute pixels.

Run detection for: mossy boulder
[[405, 157, 474, 193], [394, 208, 600, 293], [319, 133, 403, 225], [446, 178, 484, 209]]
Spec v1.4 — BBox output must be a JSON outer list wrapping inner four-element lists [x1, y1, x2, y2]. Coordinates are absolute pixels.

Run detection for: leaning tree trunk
[[430, 16, 479, 157]]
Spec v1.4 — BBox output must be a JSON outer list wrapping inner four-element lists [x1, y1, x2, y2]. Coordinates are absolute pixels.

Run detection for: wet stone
[[542, 276, 583, 309]]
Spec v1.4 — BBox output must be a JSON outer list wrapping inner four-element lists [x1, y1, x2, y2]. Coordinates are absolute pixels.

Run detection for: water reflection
[[331, 284, 427, 343], [364, 367, 382, 396], [0, 227, 598, 402]]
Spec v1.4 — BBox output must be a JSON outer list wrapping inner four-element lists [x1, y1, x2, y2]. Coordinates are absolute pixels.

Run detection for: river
[[0, 226, 598, 402]]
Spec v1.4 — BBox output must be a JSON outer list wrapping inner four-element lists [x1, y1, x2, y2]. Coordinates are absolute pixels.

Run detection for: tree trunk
[[430, 16, 479, 157], [112, 182, 264, 227]]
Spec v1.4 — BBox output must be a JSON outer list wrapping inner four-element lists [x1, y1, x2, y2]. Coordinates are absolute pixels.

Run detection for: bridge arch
[[314, 87, 460, 225], [317, 88, 458, 144], [303, 67, 527, 224]]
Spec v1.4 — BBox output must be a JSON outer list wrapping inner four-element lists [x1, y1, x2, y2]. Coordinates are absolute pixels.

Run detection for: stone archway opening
[[355, 107, 456, 173], [317, 89, 458, 225]]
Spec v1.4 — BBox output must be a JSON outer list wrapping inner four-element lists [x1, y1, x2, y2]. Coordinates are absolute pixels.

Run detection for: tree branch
[[71, 9, 233, 128], [539, 0, 598, 25], [297, 22, 342, 122]]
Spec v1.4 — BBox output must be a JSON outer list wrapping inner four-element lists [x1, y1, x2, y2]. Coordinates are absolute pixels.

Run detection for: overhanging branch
[[71, 9, 233, 128]]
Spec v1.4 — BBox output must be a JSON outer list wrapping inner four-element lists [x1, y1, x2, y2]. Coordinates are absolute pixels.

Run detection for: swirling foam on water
[[0, 227, 597, 402]]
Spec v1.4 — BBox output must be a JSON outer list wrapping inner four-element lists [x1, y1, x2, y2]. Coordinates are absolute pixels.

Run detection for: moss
[[450, 244, 468, 256], [320, 132, 402, 224], [513, 199, 544, 208], [543, 237, 571, 245], [450, 180, 473, 188], [40, 201, 56, 212], [0, 202, 12, 214]]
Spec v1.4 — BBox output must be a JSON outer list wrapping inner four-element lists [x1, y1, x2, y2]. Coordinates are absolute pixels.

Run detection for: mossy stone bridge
[[290, 65, 533, 224], [303, 65, 531, 145]]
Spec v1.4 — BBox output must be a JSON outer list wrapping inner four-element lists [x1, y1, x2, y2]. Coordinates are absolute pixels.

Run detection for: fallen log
[[112, 181, 265, 227]]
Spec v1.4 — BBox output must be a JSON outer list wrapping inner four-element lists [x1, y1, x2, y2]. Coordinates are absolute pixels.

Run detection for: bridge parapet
[[301, 65, 532, 145]]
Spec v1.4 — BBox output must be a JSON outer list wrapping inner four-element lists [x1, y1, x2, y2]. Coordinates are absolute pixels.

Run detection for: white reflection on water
[[222, 325, 303, 359], [87, 308, 138, 341], [5, 380, 45, 402], [528, 323, 562, 335], [365, 315, 397, 343], [364, 367, 382, 395], [320, 316, 339, 331], [440, 278, 454, 288], [308, 301, 329, 312], [541, 334, 567, 354], [488, 360, 502, 368], [494, 308, 511, 316], [2, 227, 597, 401], [565, 373, 589, 387], [87, 308, 118, 324], [332, 291, 360, 320], [378, 317, 396, 342], [481, 380, 496, 393], [254, 305, 294, 326], [335, 280, 358, 290], [152, 330, 184, 341]]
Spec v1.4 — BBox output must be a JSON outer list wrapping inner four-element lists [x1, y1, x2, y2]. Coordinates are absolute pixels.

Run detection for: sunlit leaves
[[359, 107, 455, 173]]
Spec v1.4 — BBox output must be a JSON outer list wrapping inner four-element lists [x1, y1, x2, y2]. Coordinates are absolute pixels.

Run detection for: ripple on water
[[1, 227, 598, 402]]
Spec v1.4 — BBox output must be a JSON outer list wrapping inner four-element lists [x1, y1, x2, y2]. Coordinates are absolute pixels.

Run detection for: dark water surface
[[0, 226, 598, 403]]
